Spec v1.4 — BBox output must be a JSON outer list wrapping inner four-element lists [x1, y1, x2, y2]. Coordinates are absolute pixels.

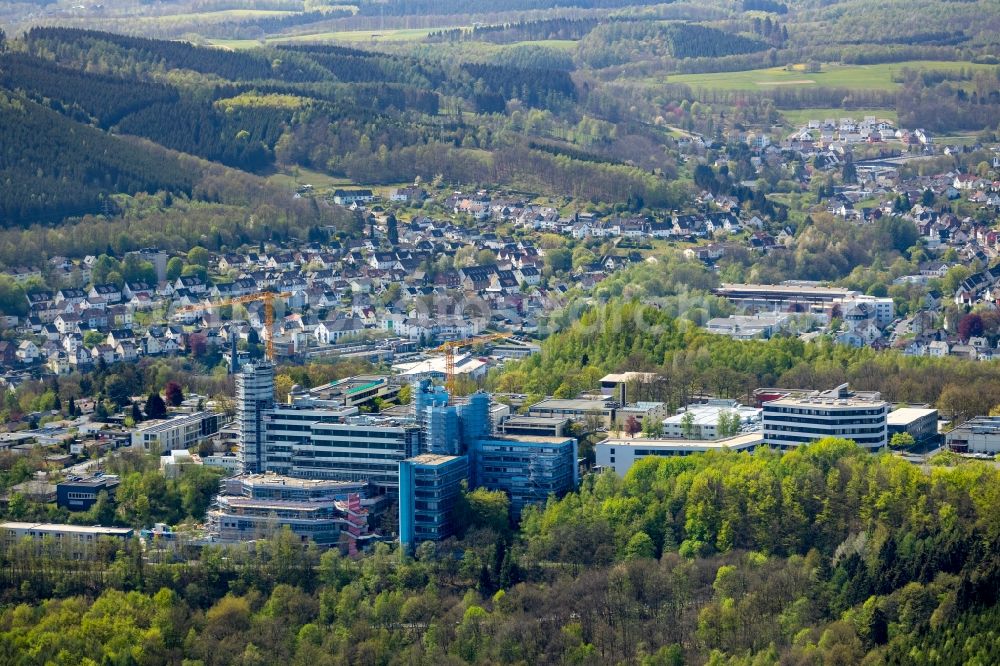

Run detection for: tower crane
[[433, 332, 512, 393], [178, 291, 292, 362]]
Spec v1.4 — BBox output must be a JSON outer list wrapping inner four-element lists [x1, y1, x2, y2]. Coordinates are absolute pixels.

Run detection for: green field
[[277, 27, 451, 43], [211, 26, 462, 49], [265, 166, 353, 191], [665, 61, 996, 92], [780, 108, 898, 126]]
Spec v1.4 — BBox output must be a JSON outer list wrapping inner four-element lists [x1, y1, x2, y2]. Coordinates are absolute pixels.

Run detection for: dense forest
[[1, 440, 998, 664], [577, 21, 768, 68], [3, 27, 695, 225], [0, 93, 195, 224]]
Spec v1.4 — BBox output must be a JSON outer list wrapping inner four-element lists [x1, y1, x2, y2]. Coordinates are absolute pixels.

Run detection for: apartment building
[[131, 411, 225, 452]]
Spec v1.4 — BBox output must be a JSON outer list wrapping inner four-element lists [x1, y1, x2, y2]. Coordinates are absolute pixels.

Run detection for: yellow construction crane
[[433, 332, 512, 393], [178, 291, 292, 362]]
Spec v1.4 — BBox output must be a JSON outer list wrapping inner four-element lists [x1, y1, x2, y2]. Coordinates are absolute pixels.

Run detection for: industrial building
[[945, 417, 1000, 454], [597, 433, 763, 476], [131, 410, 225, 453], [761, 384, 889, 450]]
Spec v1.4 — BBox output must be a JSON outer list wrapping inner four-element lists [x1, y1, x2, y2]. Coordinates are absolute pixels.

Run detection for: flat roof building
[[662, 400, 761, 440], [497, 415, 570, 438], [887, 407, 939, 444], [597, 433, 764, 476], [528, 396, 618, 425], [762, 384, 889, 451], [56, 474, 120, 511], [308, 375, 400, 409], [1, 522, 133, 556], [705, 314, 791, 340], [207, 473, 375, 549], [600, 372, 659, 404], [399, 454, 468, 548], [132, 411, 226, 453], [946, 417, 1000, 454], [468, 435, 578, 517]]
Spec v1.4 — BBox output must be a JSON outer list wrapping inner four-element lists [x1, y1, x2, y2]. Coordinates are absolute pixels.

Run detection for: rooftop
[[665, 402, 760, 427], [766, 395, 888, 408], [718, 283, 855, 296], [501, 415, 570, 426], [887, 407, 938, 425], [406, 453, 465, 466], [238, 473, 364, 489], [0, 522, 133, 536], [479, 434, 576, 445], [530, 397, 615, 412], [602, 432, 764, 450]]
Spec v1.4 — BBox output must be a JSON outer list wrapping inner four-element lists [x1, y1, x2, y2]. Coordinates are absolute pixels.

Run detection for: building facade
[[596, 434, 763, 476], [945, 417, 1000, 454], [468, 435, 578, 517], [1, 522, 133, 557], [56, 475, 120, 511], [398, 454, 468, 548], [762, 385, 889, 450], [237, 362, 275, 473], [132, 411, 225, 452], [887, 407, 939, 444], [207, 474, 374, 548]]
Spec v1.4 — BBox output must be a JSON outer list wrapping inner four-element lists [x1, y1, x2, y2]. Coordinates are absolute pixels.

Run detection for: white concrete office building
[[761, 384, 889, 450]]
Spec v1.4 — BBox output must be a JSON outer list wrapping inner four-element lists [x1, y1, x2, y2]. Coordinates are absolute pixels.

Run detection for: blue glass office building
[[399, 454, 468, 548], [468, 435, 578, 518]]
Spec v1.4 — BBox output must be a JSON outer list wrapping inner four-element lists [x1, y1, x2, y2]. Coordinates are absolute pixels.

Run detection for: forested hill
[[0, 27, 603, 226], [0, 93, 195, 224]]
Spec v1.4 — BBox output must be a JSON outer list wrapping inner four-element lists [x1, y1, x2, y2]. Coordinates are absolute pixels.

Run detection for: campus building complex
[[234, 365, 580, 550]]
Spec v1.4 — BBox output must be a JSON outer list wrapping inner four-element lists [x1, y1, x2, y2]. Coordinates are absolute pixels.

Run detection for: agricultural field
[[264, 167, 353, 192], [665, 61, 997, 92], [779, 108, 899, 127], [210, 26, 461, 49]]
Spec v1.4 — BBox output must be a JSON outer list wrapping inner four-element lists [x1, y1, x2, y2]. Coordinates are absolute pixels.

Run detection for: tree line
[[1, 440, 998, 664]]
